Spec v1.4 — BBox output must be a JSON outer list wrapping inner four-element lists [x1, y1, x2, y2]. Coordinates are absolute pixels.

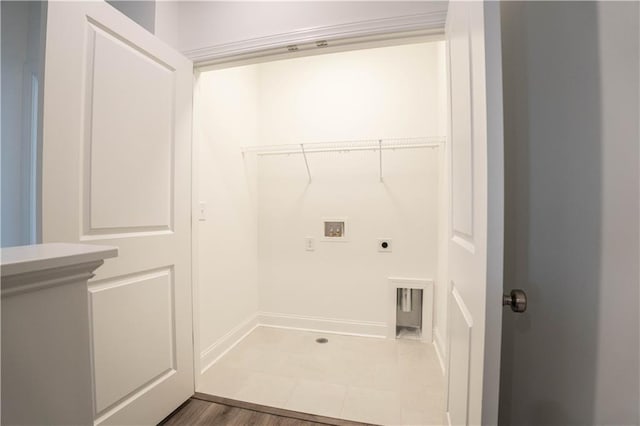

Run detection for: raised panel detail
[[84, 22, 175, 235], [449, 7, 474, 241], [447, 284, 473, 426], [89, 268, 176, 415]]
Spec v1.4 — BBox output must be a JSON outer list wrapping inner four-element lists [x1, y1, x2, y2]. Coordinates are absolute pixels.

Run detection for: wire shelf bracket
[[300, 143, 312, 183], [378, 139, 383, 182]]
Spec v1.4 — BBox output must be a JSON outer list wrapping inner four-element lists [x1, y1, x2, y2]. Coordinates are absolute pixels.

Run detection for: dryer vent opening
[[396, 288, 423, 340]]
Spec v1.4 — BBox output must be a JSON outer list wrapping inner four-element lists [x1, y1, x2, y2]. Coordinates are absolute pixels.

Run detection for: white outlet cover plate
[[378, 239, 392, 252], [305, 237, 315, 251]]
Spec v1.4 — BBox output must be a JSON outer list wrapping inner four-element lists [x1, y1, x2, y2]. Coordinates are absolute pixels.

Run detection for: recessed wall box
[[324, 222, 344, 237], [321, 218, 348, 242]]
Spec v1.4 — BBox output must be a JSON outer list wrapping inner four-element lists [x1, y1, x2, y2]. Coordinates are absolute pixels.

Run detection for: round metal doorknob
[[503, 289, 527, 313]]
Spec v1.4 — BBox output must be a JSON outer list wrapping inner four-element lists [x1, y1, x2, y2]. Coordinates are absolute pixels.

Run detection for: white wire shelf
[[241, 136, 446, 183], [241, 136, 445, 157]]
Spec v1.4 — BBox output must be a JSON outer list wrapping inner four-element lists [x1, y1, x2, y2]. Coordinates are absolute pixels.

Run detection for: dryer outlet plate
[[378, 239, 392, 252]]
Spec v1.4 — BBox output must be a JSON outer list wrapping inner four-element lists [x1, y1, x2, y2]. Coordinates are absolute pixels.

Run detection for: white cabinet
[[1, 243, 117, 425]]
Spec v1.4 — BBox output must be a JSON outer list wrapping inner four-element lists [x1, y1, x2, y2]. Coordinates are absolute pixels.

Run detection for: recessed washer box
[[321, 217, 348, 242]]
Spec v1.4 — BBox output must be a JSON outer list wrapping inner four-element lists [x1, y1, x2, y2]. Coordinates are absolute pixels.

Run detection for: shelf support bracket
[[379, 139, 383, 182], [301, 143, 312, 183]]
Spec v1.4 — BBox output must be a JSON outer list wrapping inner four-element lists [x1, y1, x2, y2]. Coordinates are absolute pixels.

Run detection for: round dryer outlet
[[378, 239, 392, 252]]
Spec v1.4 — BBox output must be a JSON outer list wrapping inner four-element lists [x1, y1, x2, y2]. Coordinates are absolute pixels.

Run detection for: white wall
[[255, 42, 446, 332], [197, 41, 447, 347], [174, 1, 447, 54], [257, 151, 440, 332], [499, 2, 639, 425], [195, 66, 260, 369]]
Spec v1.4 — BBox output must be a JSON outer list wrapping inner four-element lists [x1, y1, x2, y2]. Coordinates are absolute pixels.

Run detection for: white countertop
[[1, 243, 118, 277]]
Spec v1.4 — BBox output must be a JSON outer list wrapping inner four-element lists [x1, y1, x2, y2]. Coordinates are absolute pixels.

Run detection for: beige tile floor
[[198, 327, 446, 425]]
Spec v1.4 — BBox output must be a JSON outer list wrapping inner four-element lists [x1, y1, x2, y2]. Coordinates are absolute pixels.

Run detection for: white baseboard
[[199, 313, 442, 376], [199, 312, 387, 375], [433, 327, 446, 375], [199, 314, 259, 375], [258, 311, 387, 338]]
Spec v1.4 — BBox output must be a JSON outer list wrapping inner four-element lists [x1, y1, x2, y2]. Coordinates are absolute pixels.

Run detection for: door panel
[[42, 2, 193, 425], [90, 268, 175, 414], [448, 3, 474, 241], [447, 286, 473, 425], [445, 2, 504, 425], [87, 22, 175, 233]]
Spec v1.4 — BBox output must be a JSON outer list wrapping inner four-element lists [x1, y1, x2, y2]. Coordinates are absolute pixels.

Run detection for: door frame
[[479, 4, 506, 423], [187, 9, 505, 425], [184, 10, 447, 67]]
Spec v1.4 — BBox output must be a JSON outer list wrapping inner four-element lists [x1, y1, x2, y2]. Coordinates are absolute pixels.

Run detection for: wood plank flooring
[[159, 395, 374, 426]]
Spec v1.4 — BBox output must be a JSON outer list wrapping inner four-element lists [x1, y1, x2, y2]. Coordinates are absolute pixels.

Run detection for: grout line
[[280, 376, 300, 411], [338, 385, 351, 420]]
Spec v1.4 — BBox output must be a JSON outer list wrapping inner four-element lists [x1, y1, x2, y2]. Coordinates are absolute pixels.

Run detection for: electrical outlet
[[378, 239, 392, 252], [305, 237, 315, 251]]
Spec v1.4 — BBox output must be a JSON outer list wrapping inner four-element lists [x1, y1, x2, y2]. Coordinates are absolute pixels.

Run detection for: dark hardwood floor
[[159, 395, 374, 426]]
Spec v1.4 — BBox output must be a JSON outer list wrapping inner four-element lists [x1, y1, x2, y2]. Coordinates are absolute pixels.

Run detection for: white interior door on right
[[445, 2, 505, 425]]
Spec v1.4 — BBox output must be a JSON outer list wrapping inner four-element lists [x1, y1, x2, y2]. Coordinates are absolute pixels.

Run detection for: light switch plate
[[198, 202, 207, 221]]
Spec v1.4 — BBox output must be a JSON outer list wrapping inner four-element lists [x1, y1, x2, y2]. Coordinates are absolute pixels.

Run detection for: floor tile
[[284, 379, 348, 418], [398, 383, 445, 413], [341, 386, 402, 425], [401, 407, 446, 426], [198, 365, 251, 398], [197, 326, 445, 425], [233, 372, 297, 407]]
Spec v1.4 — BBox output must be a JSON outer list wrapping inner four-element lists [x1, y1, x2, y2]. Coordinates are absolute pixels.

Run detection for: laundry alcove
[[192, 39, 450, 424]]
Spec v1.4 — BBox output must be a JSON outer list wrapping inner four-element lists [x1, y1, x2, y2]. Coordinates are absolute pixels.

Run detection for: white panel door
[[42, 2, 193, 425], [445, 2, 504, 425]]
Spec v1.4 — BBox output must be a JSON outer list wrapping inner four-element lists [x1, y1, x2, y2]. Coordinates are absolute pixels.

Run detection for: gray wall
[[106, 0, 156, 34], [1, 2, 46, 247], [499, 2, 639, 425], [0, 1, 157, 248]]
